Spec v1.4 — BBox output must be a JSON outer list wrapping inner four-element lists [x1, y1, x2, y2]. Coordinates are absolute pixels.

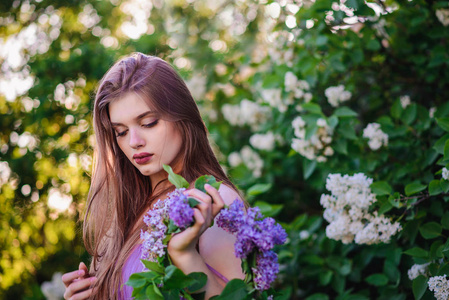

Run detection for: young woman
[[62, 53, 245, 299]]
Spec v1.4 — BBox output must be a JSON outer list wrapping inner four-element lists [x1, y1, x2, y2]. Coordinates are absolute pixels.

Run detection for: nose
[[128, 128, 145, 149]]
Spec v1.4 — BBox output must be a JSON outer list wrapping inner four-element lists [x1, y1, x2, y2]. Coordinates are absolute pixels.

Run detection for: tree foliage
[[1, 0, 449, 299]]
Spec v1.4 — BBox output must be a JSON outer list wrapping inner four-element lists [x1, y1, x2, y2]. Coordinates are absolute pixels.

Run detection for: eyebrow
[[111, 111, 158, 127]]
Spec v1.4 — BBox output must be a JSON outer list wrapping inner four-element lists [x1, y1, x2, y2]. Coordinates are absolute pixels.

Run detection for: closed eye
[[116, 130, 128, 137], [143, 120, 159, 128]]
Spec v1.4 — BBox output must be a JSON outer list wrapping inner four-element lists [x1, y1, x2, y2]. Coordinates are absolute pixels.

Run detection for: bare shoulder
[[218, 184, 242, 206]]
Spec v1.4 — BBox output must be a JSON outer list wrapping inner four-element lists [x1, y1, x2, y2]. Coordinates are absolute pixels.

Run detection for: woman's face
[[108, 92, 183, 187]]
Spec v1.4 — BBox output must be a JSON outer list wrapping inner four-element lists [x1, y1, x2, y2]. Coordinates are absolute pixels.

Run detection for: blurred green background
[[1, 0, 449, 299]]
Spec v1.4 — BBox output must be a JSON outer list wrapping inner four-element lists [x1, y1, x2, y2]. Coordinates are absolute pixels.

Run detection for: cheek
[[115, 139, 129, 157]]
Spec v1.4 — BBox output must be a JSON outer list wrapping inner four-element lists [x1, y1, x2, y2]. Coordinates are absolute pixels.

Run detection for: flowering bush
[[2, 0, 449, 299]]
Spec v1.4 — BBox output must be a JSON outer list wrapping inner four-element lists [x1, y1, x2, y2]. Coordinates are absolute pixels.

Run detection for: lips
[[133, 152, 153, 165]]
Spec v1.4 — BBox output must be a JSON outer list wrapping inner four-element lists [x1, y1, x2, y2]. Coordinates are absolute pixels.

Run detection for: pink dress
[[119, 244, 229, 299]]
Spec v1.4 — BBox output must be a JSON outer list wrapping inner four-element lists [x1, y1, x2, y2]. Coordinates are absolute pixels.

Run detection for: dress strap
[[205, 263, 229, 283]]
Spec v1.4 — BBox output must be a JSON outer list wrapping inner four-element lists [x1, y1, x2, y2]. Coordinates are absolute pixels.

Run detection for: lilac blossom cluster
[[140, 188, 194, 265], [140, 199, 170, 264], [167, 188, 194, 229], [216, 200, 287, 290]]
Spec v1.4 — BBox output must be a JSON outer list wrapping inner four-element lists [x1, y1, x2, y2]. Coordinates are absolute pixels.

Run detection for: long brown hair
[[84, 53, 239, 299]]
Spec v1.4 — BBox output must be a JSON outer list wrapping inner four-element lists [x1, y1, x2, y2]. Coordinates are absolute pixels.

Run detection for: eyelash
[[115, 120, 159, 137]]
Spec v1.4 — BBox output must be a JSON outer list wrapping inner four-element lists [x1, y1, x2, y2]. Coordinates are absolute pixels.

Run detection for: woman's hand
[[167, 183, 225, 256], [62, 262, 97, 300]]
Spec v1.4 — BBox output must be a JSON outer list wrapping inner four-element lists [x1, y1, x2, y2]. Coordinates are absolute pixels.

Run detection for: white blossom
[[291, 116, 334, 162], [250, 132, 278, 151], [436, 9, 449, 27], [299, 230, 310, 240], [428, 275, 449, 300], [41, 272, 65, 300], [407, 263, 430, 280], [240, 146, 264, 177], [186, 74, 207, 100], [228, 152, 243, 167], [320, 173, 401, 245], [430, 107, 436, 118], [221, 100, 271, 131], [0, 161, 12, 187], [324, 85, 351, 107], [261, 88, 289, 112], [363, 123, 388, 151], [284, 71, 311, 102], [442, 168, 449, 180], [400, 95, 411, 109]]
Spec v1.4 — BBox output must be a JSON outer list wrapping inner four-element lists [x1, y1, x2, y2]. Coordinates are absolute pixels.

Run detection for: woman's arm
[[167, 184, 244, 299]]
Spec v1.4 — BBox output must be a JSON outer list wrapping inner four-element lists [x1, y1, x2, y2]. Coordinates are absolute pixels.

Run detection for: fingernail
[[78, 270, 85, 276], [91, 277, 97, 282], [205, 184, 211, 189]]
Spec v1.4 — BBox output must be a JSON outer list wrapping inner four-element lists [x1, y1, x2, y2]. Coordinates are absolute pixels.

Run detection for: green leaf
[[194, 175, 221, 193], [370, 181, 392, 196], [164, 265, 196, 289], [188, 197, 200, 207], [319, 270, 333, 286], [186, 272, 208, 293], [212, 279, 248, 300], [328, 116, 339, 130], [404, 247, 428, 258], [403, 104, 417, 125], [412, 276, 428, 300], [146, 284, 164, 300], [305, 294, 329, 300], [125, 273, 148, 288], [405, 182, 427, 196], [254, 201, 283, 217], [302, 103, 323, 115], [429, 180, 443, 196], [440, 179, 449, 193], [436, 117, 449, 131], [365, 273, 388, 286], [444, 140, 449, 161], [378, 202, 393, 215], [442, 212, 449, 230], [333, 138, 348, 155], [247, 183, 272, 196], [419, 222, 442, 239], [334, 107, 358, 117], [337, 121, 357, 140], [366, 39, 381, 51], [163, 164, 189, 189], [391, 99, 403, 119], [141, 260, 165, 275], [303, 159, 317, 179], [433, 134, 449, 154]]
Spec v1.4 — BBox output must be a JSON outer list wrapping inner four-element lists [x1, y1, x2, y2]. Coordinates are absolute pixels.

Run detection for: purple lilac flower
[[216, 199, 246, 233], [167, 189, 194, 229], [252, 251, 279, 291], [217, 201, 287, 259], [140, 199, 169, 264], [253, 218, 288, 251]]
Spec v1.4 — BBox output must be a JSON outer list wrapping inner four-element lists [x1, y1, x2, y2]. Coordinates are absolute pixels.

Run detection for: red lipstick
[[133, 152, 153, 165]]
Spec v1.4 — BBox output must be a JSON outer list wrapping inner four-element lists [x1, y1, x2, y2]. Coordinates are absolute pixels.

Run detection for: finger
[[69, 287, 94, 300], [65, 277, 96, 299], [183, 189, 212, 204], [78, 262, 89, 278], [204, 184, 225, 217], [183, 189, 212, 223], [62, 270, 86, 287], [191, 207, 206, 231]]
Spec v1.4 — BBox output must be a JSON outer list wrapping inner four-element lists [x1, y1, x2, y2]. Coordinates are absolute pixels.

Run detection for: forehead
[[108, 93, 154, 123]]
